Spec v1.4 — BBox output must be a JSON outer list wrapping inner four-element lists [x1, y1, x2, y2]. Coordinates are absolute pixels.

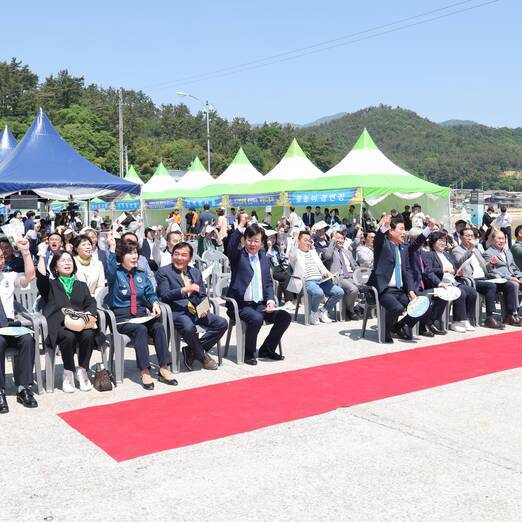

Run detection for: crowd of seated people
[[0, 203, 520, 414]]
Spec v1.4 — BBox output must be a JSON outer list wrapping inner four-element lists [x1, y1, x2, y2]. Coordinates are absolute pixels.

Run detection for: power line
[[144, 0, 499, 92]]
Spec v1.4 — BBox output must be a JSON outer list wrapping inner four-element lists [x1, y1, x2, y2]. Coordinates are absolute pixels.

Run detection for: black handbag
[[93, 363, 113, 392]]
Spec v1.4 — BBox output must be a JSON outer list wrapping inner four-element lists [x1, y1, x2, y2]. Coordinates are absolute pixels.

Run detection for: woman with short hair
[[73, 235, 106, 296], [106, 236, 176, 390]]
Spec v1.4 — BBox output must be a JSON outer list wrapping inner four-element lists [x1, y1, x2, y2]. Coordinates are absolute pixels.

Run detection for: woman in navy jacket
[[424, 231, 477, 333], [106, 235, 176, 390]]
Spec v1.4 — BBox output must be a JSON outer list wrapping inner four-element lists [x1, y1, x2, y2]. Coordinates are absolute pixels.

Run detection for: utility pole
[[205, 100, 211, 175], [118, 88, 124, 178], [124, 145, 129, 175]]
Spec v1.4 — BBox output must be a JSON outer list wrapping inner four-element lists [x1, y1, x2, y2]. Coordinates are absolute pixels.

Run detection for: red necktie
[[128, 272, 138, 315]]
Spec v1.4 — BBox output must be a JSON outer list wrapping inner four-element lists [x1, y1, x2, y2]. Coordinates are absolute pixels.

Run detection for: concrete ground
[[1, 313, 521, 521]]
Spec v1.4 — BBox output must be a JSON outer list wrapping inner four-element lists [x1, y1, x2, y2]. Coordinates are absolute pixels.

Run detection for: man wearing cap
[[312, 221, 330, 259]]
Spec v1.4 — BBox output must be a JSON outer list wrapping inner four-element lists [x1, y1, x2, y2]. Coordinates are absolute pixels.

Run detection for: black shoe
[[157, 372, 178, 386], [429, 321, 446, 335], [0, 393, 8, 414], [396, 325, 413, 341], [420, 328, 435, 338], [244, 356, 257, 366], [182, 346, 195, 371], [16, 388, 38, 409], [384, 336, 394, 344], [258, 347, 285, 361]]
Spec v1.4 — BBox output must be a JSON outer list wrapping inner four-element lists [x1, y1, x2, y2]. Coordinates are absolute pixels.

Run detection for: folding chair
[[216, 277, 283, 364]]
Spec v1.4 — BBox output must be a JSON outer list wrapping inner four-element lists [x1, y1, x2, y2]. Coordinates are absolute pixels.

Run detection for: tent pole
[[86, 199, 90, 228], [359, 187, 364, 226]]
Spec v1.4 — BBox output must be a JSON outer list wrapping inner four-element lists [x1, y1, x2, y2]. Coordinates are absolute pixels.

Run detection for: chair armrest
[[221, 296, 241, 324]]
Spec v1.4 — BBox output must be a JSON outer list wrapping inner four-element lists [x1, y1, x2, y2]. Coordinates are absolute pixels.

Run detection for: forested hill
[[1, 58, 522, 190]]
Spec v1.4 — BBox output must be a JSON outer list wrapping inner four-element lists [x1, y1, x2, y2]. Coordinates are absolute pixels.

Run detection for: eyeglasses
[[246, 239, 261, 245]]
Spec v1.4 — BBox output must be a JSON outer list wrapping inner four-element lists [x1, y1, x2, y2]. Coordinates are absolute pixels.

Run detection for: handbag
[[93, 363, 113, 392], [61, 308, 95, 332]]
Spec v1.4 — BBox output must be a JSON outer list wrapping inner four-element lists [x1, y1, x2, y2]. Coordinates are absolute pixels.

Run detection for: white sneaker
[[62, 369, 76, 393], [76, 367, 92, 392], [309, 311, 320, 325], [319, 308, 333, 323], [464, 320, 475, 332], [450, 321, 467, 333], [284, 301, 296, 311]]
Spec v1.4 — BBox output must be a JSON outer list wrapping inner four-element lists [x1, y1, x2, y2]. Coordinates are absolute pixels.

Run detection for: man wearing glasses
[[226, 213, 290, 365], [156, 241, 226, 371]]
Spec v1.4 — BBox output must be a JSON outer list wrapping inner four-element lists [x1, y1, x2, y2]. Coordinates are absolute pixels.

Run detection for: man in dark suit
[[196, 204, 215, 234], [156, 242, 226, 371], [226, 214, 290, 365], [368, 215, 426, 342], [302, 206, 315, 228]]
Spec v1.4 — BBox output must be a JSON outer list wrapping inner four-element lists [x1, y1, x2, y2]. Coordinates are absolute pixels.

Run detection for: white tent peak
[[264, 139, 322, 181], [176, 156, 215, 190], [143, 162, 177, 194], [326, 129, 411, 178], [216, 147, 263, 185]]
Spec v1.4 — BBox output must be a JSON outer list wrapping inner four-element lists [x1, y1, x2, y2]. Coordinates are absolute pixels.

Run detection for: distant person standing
[[314, 206, 324, 223], [482, 206, 495, 228], [196, 204, 215, 233], [288, 206, 299, 228], [410, 204, 425, 229], [495, 205, 513, 248], [402, 205, 412, 230], [302, 206, 315, 228]]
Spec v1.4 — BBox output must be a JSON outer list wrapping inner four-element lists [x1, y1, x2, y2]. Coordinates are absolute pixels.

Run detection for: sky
[[2, 0, 520, 127]]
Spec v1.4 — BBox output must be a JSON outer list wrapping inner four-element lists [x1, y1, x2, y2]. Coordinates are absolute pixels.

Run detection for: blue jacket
[[423, 250, 459, 289], [226, 228, 274, 305], [407, 230, 430, 292], [156, 264, 207, 318], [368, 228, 415, 294], [106, 252, 158, 309]]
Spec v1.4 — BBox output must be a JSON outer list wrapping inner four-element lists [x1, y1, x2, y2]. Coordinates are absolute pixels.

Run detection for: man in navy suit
[[226, 214, 290, 365], [368, 215, 426, 342], [302, 206, 315, 228], [156, 242, 226, 371]]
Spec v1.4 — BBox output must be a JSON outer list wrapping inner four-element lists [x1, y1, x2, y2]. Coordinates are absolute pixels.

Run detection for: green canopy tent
[[124, 165, 144, 185]]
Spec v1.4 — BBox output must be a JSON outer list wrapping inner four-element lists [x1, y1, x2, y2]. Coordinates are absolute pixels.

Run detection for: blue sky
[[2, 0, 519, 127]]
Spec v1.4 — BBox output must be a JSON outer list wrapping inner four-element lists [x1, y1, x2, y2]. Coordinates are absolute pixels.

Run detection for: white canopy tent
[[215, 147, 263, 185], [263, 138, 323, 181], [175, 156, 215, 191]]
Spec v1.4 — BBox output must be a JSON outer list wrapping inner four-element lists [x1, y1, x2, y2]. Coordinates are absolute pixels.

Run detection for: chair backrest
[[353, 267, 372, 285], [202, 249, 230, 273], [95, 287, 109, 308], [214, 274, 231, 298], [14, 280, 40, 313]]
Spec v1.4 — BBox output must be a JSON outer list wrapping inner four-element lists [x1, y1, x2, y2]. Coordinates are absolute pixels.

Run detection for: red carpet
[[59, 332, 522, 462]]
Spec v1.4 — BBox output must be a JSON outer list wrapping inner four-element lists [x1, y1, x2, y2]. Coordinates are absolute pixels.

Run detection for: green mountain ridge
[[1, 59, 522, 190]]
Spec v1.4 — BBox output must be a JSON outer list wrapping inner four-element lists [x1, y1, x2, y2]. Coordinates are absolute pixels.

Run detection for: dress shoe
[[419, 328, 435, 338], [258, 347, 285, 361], [384, 335, 394, 344], [484, 317, 505, 330], [141, 372, 155, 390], [429, 321, 446, 335], [182, 346, 195, 371], [202, 353, 218, 370], [0, 393, 8, 414], [16, 388, 38, 409], [504, 314, 522, 327], [244, 356, 257, 366], [346, 310, 362, 321], [158, 368, 178, 385], [395, 324, 413, 341]]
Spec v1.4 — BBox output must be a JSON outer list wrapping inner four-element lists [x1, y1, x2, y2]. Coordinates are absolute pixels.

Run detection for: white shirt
[[411, 212, 425, 229], [0, 271, 23, 320], [495, 212, 512, 228], [244, 253, 264, 302], [469, 252, 485, 279]]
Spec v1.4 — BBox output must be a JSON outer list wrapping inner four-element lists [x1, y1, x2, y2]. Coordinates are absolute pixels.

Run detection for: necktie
[[395, 246, 403, 289], [338, 249, 350, 277], [128, 272, 138, 315], [0, 296, 9, 327], [418, 254, 425, 290], [180, 271, 197, 315], [250, 255, 261, 303]]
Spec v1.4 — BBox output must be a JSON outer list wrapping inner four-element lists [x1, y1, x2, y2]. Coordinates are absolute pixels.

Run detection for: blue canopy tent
[[0, 109, 141, 200], [0, 126, 17, 163]]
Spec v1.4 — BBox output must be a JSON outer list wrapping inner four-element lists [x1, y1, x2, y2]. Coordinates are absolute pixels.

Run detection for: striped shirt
[[303, 251, 322, 281]]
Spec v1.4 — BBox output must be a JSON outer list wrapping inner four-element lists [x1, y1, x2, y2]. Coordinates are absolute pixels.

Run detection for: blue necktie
[[395, 246, 403, 289], [250, 255, 261, 302]]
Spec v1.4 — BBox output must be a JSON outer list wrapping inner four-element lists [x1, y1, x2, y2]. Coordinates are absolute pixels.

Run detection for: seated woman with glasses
[[423, 231, 478, 333], [73, 235, 105, 297], [105, 234, 177, 390], [36, 248, 98, 393]]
